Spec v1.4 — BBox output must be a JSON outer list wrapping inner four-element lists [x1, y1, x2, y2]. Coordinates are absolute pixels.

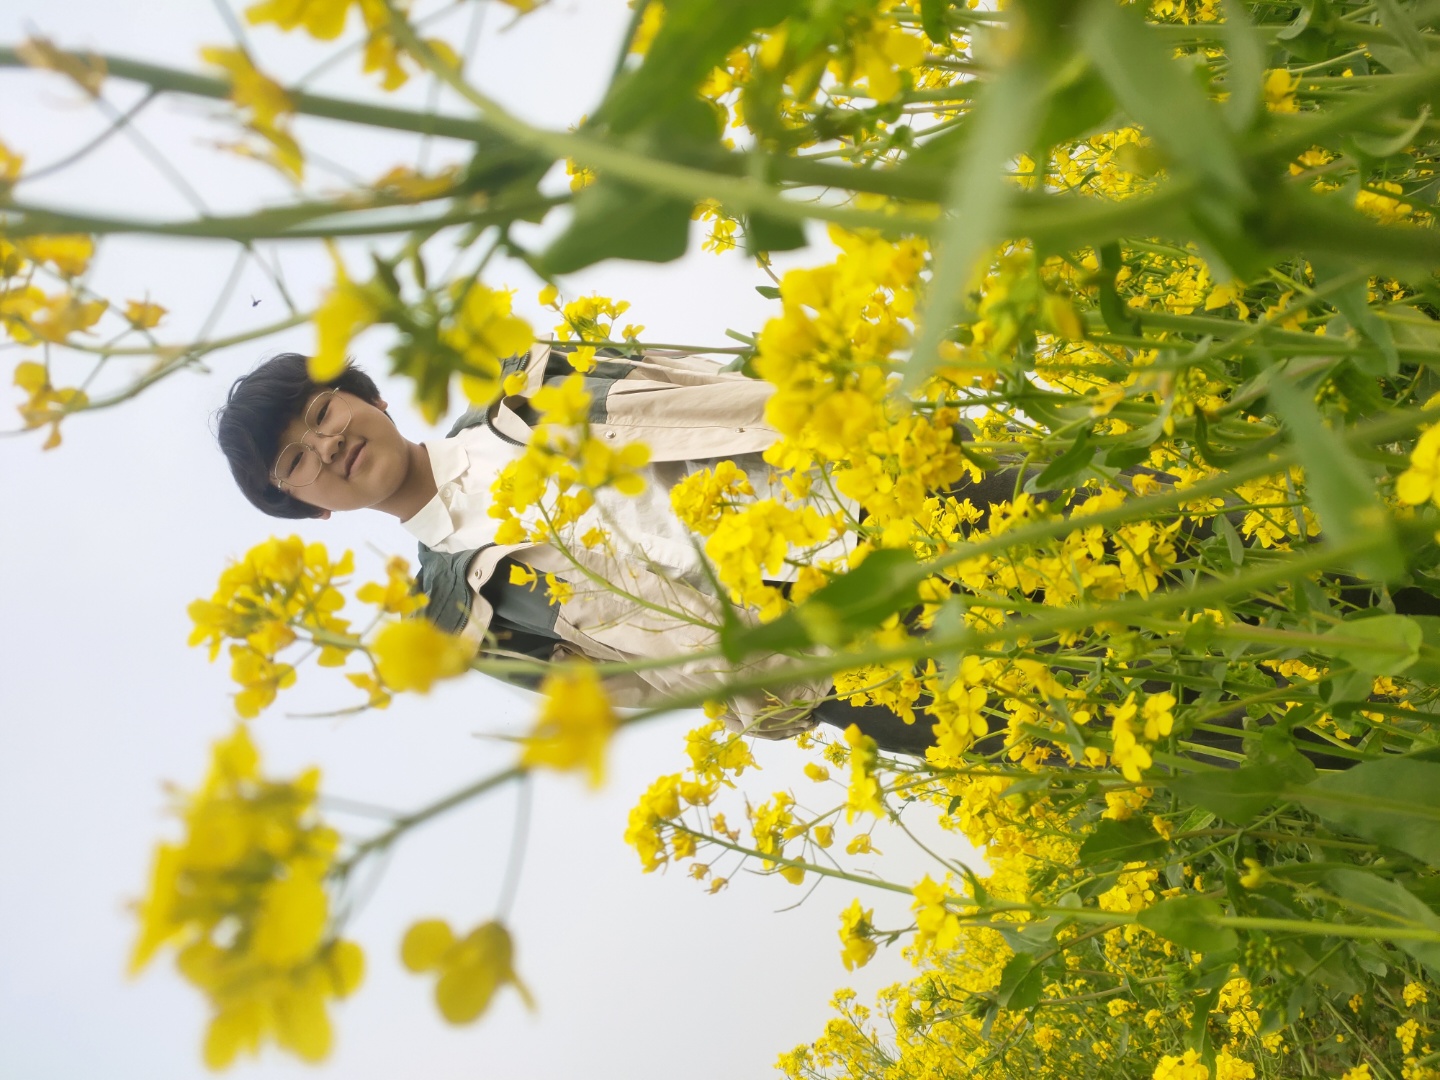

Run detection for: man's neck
[[376, 440, 437, 522]]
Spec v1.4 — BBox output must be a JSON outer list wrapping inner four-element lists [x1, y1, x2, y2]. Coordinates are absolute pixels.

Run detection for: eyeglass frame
[[271, 388, 353, 490]]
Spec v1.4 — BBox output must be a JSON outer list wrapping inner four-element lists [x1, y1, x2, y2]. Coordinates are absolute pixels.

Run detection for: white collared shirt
[[400, 422, 852, 585]]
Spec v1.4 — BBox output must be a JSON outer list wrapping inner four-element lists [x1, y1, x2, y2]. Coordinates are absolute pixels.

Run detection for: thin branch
[[21, 89, 159, 183]]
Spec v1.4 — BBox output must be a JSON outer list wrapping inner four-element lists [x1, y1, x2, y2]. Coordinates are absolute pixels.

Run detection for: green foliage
[[8, 0, 1440, 1075]]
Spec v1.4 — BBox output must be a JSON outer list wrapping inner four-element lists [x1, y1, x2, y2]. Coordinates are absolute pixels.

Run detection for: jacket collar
[[400, 437, 467, 548]]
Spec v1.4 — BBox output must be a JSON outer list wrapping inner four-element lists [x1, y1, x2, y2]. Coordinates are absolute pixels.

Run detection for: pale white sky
[[0, 4, 980, 1078]]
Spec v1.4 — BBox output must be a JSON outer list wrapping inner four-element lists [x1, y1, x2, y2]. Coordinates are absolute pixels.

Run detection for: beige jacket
[[423, 344, 827, 739]]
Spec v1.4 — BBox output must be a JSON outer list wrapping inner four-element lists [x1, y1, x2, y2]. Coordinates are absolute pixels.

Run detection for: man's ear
[[317, 510, 332, 520], [375, 398, 388, 411]]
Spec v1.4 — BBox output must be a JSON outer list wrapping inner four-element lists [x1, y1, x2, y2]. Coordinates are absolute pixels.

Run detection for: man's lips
[[343, 441, 364, 478]]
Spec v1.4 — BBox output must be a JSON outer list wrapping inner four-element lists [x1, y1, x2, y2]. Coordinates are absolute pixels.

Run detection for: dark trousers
[[803, 464, 1440, 763]]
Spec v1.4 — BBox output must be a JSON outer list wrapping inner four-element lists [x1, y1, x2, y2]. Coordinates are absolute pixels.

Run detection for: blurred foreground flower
[[401, 919, 535, 1023], [520, 665, 618, 788], [129, 725, 363, 1070]]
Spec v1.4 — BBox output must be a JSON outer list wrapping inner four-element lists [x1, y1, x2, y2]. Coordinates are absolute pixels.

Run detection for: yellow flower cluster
[[1398, 426, 1440, 509], [1108, 690, 1175, 782], [12, 360, 87, 449], [754, 228, 981, 548], [838, 899, 877, 971], [519, 665, 618, 788], [130, 726, 362, 1070], [670, 459, 756, 536], [201, 47, 303, 179], [489, 373, 650, 545], [550, 292, 643, 373], [1233, 469, 1320, 548], [243, 0, 464, 92], [188, 536, 353, 717], [749, 791, 811, 886], [624, 772, 685, 873], [441, 282, 535, 408], [841, 723, 885, 821], [622, 718, 768, 876], [309, 274, 532, 420], [1153, 1049, 1209, 1080], [704, 498, 838, 621], [189, 537, 474, 712], [371, 618, 475, 694]]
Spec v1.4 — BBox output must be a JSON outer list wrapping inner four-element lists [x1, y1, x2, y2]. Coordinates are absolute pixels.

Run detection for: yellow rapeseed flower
[[18, 234, 94, 277], [355, 555, 426, 616], [1397, 426, 1440, 507], [245, 0, 354, 40], [520, 665, 617, 788], [838, 900, 877, 971], [842, 723, 885, 821], [624, 773, 683, 871], [123, 299, 167, 328], [401, 919, 535, 1024], [310, 274, 378, 382], [442, 282, 533, 406], [129, 725, 363, 1070], [371, 618, 474, 693], [1153, 1048, 1210, 1079]]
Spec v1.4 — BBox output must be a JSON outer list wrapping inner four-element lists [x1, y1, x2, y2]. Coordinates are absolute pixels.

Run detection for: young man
[[217, 345, 937, 754]]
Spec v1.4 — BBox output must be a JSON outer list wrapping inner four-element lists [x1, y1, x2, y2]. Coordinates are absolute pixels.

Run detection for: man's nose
[[309, 429, 345, 462]]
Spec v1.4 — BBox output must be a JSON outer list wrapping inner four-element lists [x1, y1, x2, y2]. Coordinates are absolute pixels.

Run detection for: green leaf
[[1078, 2, 1247, 200], [1167, 766, 1284, 822], [1137, 895, 1239, 954], [721, 548, 925, 660], [1078, 817, 1169, 867], [1247, 726, 1317, 786], [754, 285, 781, 300], [1375, 0, 1432, 67], [1276, 0, 1316, 40], [1267, 377, 1403, 581], [1033, 426, 1095, 489], [1220, 0, 1266, 132], [1313, 259, 1399, 375], [1349, 105, 1432, 159], [997, 952, 1046, 1010], [744, 211, 807, 256], [1297, 758, 1440, 866], [1186, 985, 1221, 1056], [1215, 511, 1245, 568], [598, 0, 800, 134], [1192, 408, 1281, 469], [461, 129, 552, 196], [1317, 614, 1422, 675], [903, 63, 1045, 392], [1401, 614, 1440, 682], [540, 179, 693, 274], [1095, 242, 1141, 336], [1102, 444, 1153, 471], [919, 0, 949, 44], [1032, 64, 1117, 152], [1324, 869, 1440, 977]]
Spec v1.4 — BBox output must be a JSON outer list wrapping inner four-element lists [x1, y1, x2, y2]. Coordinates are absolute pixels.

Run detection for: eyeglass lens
[[275, 392, 352, 487]]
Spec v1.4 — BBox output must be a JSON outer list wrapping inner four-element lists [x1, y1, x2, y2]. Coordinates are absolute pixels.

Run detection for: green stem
[[669, 823, 917, 896], [341, 765, 524, 870]]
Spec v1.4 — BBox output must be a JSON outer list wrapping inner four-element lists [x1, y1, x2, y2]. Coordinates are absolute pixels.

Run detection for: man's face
[[273, 389, 412, 516]]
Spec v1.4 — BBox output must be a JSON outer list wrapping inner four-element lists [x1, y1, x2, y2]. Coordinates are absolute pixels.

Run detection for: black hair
[[216, 353, 383, 519]]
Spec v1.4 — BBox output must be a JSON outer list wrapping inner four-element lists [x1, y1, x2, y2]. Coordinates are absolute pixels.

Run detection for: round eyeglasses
[[272, 390, 352, 489]]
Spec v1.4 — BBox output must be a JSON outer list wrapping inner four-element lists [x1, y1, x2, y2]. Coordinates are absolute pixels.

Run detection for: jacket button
[[736, 427, 745, 433], [604, 431, 616, 440]]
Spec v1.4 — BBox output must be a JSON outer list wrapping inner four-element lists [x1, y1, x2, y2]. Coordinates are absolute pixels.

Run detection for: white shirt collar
[[400, 438, 468, 548]]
